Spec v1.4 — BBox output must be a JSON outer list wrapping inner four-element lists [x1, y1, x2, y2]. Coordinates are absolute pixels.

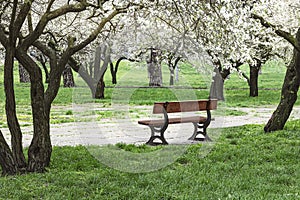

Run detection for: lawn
[[0, 123, 299, 199], [0, 60, 299, 199], [0, 59, 296, 127]]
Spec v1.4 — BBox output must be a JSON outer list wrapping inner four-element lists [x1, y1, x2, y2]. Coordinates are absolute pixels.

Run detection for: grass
[[0, 59, 298, 128], [0, 60, 300, 199], [0, 122, 299, 199], [77, 59, 299, 107]]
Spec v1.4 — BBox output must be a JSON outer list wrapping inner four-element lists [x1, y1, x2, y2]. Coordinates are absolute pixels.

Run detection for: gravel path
[[2, 105, 300, 146]]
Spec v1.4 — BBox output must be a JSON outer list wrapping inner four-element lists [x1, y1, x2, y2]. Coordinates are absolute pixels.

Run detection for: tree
[[110, 56, 136, 84], [69, 43, 112, 98], [166, 53, 181, 86], [154, 0, 286, 98], [0, 0, 133, 175], [264, 29, 300, 132], [250, 0, 300, 132], [108, 10, 190, 87]]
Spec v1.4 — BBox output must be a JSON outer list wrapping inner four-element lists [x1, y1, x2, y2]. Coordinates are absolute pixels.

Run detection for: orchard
[[0, 0, 299, 178]]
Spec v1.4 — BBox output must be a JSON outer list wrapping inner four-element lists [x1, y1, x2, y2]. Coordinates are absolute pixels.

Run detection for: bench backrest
[[153, 99, 218, 114]]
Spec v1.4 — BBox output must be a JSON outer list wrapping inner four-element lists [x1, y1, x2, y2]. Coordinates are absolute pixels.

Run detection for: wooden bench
[[138, 99, 218, 145]]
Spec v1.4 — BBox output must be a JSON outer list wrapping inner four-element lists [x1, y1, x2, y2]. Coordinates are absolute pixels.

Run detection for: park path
[[2, 105, 300, 147]]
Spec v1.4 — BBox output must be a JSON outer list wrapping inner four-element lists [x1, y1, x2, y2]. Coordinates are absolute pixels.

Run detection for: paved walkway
[[2, 105, 300, 146]]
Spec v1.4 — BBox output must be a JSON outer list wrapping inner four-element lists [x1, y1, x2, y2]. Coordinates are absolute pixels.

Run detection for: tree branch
[[46, 0, 55, 12], [251, 13, 300, 52], [0, 25, 8, 48], [21, 2, 88, 49], [27, 10, 33, 32], [69, 8, 127, 54], [11, 0, 32, 42]]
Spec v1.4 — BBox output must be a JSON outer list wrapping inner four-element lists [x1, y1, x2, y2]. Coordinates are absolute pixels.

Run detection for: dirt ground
[[2, 105, 300, 147]]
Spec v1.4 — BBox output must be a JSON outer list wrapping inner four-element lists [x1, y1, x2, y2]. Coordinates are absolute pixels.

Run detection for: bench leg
[[146, 125, 168, 145], [188, 122, 212, 142]]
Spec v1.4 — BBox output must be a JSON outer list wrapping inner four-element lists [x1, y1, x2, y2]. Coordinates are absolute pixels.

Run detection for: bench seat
[[138, 99, 217, 145], [138, 116, 207, 126]]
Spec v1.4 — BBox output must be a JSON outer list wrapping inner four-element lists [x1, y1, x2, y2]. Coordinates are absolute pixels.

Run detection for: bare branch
[[46, 0, 55, 12], [0, 24, 8, 47], [21, 2, 88, 49], [69, 8, 127, 54], [155, 14, 181, 33], [27, 10, 33, 32], [11, 0, 32, 42]]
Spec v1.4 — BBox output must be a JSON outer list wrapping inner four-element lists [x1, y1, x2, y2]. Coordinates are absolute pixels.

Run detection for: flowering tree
[[0, 0, 137, 175], [69, 42, 112, 98], [152, 0, 290, 99], [250, 0, 300, 132], [188, 0, 296, 131], [108, 9, 194, 87]]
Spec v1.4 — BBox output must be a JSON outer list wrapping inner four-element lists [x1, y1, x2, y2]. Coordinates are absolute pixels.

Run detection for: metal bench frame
[[138, 100, 217, 145]]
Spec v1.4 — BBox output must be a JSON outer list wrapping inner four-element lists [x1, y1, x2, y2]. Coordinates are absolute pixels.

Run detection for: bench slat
[[153, 99, 217, 114], [138, 116, 207, 126]]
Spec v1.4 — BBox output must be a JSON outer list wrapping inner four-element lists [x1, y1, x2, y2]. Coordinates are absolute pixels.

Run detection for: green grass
[[0, 59, 298, 127], [0, 60, 300, 199], [0, 122, 299, 199], [76, 59, 298, 107]]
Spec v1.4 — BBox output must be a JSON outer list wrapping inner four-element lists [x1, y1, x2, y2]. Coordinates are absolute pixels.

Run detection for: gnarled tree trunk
[[209, 67, 230, 101], [18, 63, 30, 83], [92, 45, 109, 99], [27, 70, 52, 172], [249, 65, 260, 97], [4, 47, 27, 170], [148, 48, 163, 87], [16, 50, 52, 173], [167, 55, 180, 86], [209, 67, 225, 100], [0, 130, 17, 176], [264, 29, 300, 132], [63, 65, 75, 87]]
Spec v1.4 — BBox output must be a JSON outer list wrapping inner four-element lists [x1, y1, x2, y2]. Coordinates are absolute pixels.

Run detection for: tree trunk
[[148, 49, 162, 87], [264, 29, 300, 132], [209, 67, 225, 100], [18, 63, 30, 83], [92, 45, 110, 99], [94, 78, 105, 99], [16, 48, 53, 173], [0, 130, 18, 176], [110, 57, 136, 84], [110, 57, 127, 85], [30, 52, 49, 83], [249, 66, 259, 97], [26, 66, 52, 172], [168, 56, 180, 86], [63, 65, 75, 87], [40, 58, 49, 83], [4, 47, 27, 169], [175, 66, 179, 82], [110, 62, 117, 84], [169, 68, 174, 86], [94, 46, 102, 80]]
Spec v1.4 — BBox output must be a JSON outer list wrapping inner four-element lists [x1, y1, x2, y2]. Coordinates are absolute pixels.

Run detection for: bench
[[138, 99, 218, 145]]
